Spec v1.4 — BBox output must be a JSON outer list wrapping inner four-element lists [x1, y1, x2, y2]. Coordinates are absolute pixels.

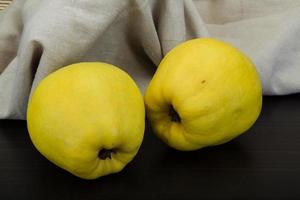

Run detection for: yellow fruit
[[145, 38, 262, 151], [27, 62, 145, 179]]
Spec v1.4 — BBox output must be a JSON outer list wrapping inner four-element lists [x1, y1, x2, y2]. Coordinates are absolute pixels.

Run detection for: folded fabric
[[1, 0, 300, 120]]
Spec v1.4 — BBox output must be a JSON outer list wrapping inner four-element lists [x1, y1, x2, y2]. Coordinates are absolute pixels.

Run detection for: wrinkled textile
[[1, 0, 300, 119]]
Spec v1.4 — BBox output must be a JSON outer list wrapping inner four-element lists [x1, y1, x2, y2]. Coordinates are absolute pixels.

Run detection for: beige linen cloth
[[1, 0, 300, 120]]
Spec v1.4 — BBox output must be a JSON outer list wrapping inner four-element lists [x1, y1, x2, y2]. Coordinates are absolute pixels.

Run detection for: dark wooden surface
[[1, 94, 300, 199]]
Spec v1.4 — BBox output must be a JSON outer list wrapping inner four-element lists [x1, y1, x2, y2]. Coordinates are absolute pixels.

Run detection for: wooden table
[[1, 94, 300, 199]]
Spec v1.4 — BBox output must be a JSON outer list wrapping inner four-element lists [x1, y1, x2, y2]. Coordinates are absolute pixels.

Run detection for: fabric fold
[[1, 0, 300, 119]]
